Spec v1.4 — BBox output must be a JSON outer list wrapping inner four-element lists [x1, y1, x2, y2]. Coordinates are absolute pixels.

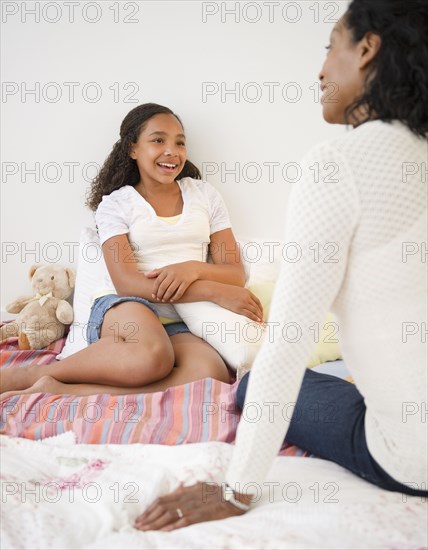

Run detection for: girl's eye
[[177, 141, 186, 147], [325, 45, 332, 51], [152, 138, 163, 143]]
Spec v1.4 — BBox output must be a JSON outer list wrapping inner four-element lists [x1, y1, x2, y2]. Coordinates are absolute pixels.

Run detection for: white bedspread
[[1, 434, 426, 549]]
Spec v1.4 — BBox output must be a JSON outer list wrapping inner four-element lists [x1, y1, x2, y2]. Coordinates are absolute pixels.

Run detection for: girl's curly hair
[[344, 0, 428, 137], [86, 103, 201, 211]]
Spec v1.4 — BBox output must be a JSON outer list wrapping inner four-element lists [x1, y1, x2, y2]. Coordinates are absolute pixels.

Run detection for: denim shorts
[[86, 294, 190, 344]]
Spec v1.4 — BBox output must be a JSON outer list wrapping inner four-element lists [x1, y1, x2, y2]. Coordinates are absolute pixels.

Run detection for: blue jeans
[[237, 369, 428, 497]]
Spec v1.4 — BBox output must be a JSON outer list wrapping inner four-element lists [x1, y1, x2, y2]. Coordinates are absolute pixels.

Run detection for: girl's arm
[[102, 234, 263, 322], [146, 228, 246, 301], [194, 228, 246, 286], [102, 234, 208, 301]]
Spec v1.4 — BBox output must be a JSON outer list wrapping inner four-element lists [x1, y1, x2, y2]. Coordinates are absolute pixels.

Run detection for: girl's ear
[[358, 32, 382, 71], [129, 145, 137, 160]]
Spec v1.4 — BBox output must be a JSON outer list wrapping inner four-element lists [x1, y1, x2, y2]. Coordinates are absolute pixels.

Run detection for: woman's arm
[[225, 145, 359, 488]]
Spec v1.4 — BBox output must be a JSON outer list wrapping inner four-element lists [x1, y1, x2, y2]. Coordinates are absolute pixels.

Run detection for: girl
[[0, 103, 263, 398], [134, 0, 428, 531]]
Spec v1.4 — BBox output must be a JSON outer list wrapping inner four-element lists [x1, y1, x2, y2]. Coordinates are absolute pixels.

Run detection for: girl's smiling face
[[130, 113, 187, 187]]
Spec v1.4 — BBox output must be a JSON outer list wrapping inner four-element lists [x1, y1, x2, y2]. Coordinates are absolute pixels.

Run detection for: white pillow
[[174, 301, 263, 372], [57, 226, 114, 359], [235, 235, 284, 286]]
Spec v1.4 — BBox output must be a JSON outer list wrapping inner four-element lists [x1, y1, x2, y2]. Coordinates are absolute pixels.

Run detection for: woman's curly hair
[[86, 103, 201, 211], [344, 0, 428, 137]]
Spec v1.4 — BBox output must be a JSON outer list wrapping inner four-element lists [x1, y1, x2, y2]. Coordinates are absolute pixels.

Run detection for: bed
[[1, 332, 427, 549]]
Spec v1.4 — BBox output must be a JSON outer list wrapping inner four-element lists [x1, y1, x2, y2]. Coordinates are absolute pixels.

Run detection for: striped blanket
[[0, 332, 309, 456]]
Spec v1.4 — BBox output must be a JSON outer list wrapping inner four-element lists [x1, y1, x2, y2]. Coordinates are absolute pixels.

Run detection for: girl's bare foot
[[0, 375, 61, 404]]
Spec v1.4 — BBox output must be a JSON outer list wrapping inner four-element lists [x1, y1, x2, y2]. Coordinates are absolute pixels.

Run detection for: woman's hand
[[214, 284, 264, 323], [145, 261, 199, 302], [134, 482, 248, 532]]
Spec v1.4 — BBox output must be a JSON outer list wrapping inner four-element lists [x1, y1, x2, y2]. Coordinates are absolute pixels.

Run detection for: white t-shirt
[[94, 177, 231, 320], [226, 120, 427, 488]]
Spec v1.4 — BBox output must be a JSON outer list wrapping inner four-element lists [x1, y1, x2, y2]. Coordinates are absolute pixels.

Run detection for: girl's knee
[[144, 343, 175, 382], [125, 342, 174, 385]]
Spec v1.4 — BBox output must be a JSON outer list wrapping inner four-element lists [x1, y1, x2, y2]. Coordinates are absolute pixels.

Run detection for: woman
[[0, 103, 263, 398], [134, 0, 428, 531]]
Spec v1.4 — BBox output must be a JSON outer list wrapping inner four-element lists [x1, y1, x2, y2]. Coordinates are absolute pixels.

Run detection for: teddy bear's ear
[[29, 265, 41, 279], [66, 268, 76, 289]]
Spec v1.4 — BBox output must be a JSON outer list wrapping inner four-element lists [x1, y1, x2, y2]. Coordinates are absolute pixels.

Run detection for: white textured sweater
[[226, 121, 428, 488]]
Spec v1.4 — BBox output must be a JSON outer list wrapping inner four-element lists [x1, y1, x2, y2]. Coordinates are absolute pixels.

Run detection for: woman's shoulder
[[330, 120, 415, 154], [301, 121, 397, 165]]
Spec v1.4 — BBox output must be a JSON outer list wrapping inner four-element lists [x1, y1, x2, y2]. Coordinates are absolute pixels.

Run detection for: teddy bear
[[0, 264, 75, 350]]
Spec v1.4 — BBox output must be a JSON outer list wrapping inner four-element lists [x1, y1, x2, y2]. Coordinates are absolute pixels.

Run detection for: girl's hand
[[215, 285, 264, 323], [134, 482, 248, 532], [145, 261, 199, 302]]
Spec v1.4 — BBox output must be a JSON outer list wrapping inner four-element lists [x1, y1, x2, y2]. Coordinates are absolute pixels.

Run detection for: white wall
[[1, 0, 348, 310]]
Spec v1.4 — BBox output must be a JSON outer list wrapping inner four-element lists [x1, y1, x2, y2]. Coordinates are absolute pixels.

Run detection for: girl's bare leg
[[0, 302, 175, 394], [0, 333, 230, 401]]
